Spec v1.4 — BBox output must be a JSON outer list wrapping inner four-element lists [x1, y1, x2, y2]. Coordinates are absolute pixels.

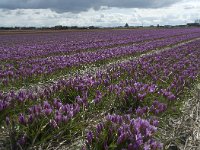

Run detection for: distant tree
[[124, 23, 129, 28], [62, 26, 69, 29], [54, 25, 63, 30], [71, 26, 78, 29], [195, 19, 200, 24], [88, 26, 95, 29]]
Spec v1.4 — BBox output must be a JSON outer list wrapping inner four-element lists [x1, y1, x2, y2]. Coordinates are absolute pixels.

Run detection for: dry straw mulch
[[159, 84, 200, 150]]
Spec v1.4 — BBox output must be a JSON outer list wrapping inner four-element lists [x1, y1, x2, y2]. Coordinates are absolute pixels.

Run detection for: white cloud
[[0, 0, 200, 27]]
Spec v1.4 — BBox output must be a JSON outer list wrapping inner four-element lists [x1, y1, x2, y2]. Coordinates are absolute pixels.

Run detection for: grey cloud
[[100, 14, 105, 18], [34, 11, 41, 15], [16, 9, 26, 15], [184, 5, 195, 9], [0, 0, 183, 12], [0, 8, 12, 15]]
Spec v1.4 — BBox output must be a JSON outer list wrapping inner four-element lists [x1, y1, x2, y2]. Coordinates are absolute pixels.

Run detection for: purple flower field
[[0, 28, 200, 149]]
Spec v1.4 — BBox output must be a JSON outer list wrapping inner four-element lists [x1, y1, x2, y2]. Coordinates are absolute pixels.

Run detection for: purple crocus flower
[[96, 123, 104, 135], [19, 114, 27, 125], [50, 119, 58, 128], [86, 131, 94, 144], [28, 114, 34, 124], [17, 135, 26, 146], [117, 133, 126, 144], [44, 108, 52, 116], [62, 115, 69, 123], [76, 95, 83, 105]]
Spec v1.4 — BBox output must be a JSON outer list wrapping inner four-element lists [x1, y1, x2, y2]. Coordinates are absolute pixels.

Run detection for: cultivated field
[[0, 28, 200, 149]]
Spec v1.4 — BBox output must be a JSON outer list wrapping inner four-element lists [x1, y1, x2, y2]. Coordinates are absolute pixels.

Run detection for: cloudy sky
[[0, 0, 200, 27]]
